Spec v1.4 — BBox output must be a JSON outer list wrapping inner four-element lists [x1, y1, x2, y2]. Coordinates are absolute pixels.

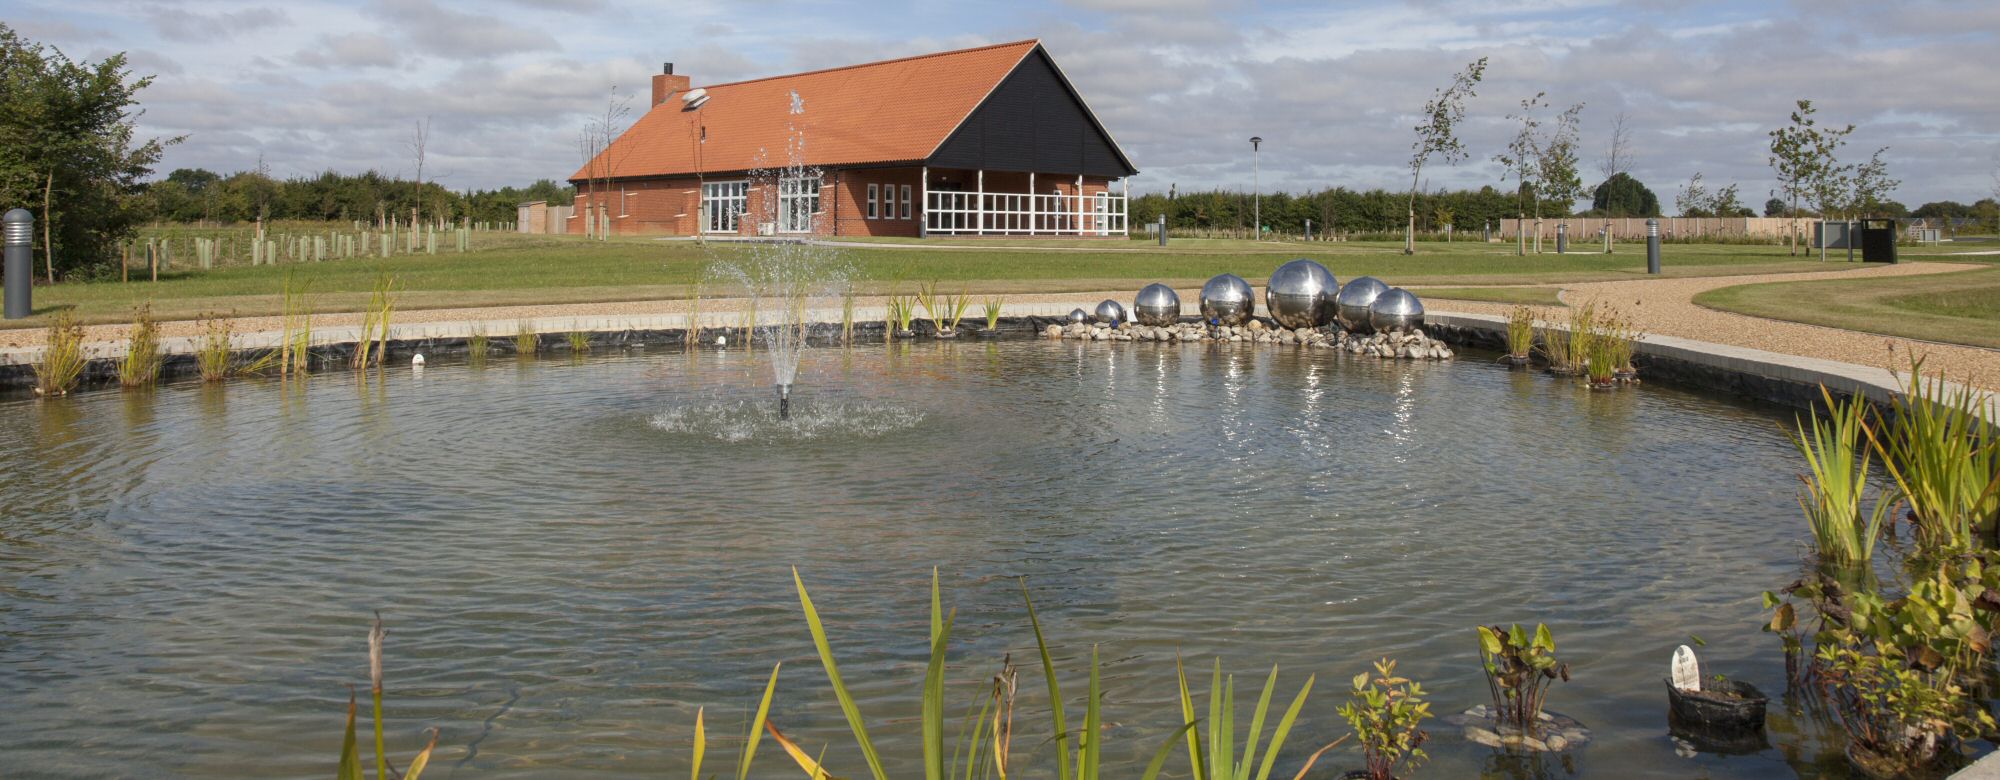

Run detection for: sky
[[11, 0, 2000, 207]]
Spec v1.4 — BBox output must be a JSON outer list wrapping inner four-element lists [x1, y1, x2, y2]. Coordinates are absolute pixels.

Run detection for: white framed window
[[702, 180, 748, 233], [900, 185, 912, 219], [867, 183, 879, 219], [778, 176, 821, 233]]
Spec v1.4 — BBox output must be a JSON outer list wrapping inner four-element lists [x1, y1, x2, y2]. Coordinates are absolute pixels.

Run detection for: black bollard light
[[1646, 218, 1661, 275], [1157, 213, 1167, 247], [1556, 222, 1568, 254], [4, 208, 32, 319]]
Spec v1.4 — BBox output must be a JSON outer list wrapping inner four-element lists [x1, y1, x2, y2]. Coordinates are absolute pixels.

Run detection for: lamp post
[[1248, 136, 1262, 241], [4, 209, 31, 319]]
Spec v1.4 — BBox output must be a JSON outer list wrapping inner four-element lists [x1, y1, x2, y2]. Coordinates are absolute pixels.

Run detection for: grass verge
[[1694, 267, 2000, 349]]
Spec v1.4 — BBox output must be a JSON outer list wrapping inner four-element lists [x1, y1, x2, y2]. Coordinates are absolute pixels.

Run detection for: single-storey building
[[566, 39, 1138, 238]]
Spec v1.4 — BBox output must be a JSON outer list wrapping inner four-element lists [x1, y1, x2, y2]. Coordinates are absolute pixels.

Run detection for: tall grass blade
[[691, 707, 706, 780], [1251, 675, 1314, 780], [924, 569, 957, 780], [764, 721, 834, 780], [1075, 646, 1101, 780], [338, 691, 363, 780], [403, 729, 439, 780], [1022, 581, 1073, 780], [791, 567, 889, 780], [1237, 666, 1278, 780], [1177, 656, 1205, 780], [738, 664, 780, 780], [1139, 722, 1200, 780]]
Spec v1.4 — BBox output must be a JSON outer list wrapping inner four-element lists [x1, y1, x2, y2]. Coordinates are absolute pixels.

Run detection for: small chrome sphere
[[1093, 299, 1126, 325], [1199, 274, 1256, 326], [1264, 258, 1338, 329], [1132, 283, 1182, 326], [1067, 308, 1090, 324], [1368, 288, 1426, 333], [1335, 276, 1391, 333]]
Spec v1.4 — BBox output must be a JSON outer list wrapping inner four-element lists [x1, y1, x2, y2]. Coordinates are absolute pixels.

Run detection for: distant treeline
[[1131, 185, 1562, 236], [139, 168, 574, 226]]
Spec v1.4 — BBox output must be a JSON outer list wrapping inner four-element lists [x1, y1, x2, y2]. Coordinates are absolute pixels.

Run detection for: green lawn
[[1694, 267, 2000, 349], [12, 233, 1853, 327]]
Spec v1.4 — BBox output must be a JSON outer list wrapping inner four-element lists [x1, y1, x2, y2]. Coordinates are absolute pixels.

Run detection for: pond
[[0, 339, 1860, 777]]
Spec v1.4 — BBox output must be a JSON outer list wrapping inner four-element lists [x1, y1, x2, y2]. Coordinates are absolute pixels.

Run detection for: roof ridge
[[698, 39, 1040, 91]]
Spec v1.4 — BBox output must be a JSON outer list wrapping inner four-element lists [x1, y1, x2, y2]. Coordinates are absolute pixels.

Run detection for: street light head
[[1249, 136, 1262, 149]]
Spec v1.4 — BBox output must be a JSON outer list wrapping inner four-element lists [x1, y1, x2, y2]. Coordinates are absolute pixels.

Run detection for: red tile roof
[[570, 40, 1042, 182]]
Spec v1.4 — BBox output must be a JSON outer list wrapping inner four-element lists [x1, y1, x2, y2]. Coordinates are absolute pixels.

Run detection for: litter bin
[[1858, 218, 1899, 263]]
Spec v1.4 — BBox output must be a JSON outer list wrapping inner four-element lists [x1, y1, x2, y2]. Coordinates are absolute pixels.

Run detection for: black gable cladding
[[926, 47, 1137, 179]]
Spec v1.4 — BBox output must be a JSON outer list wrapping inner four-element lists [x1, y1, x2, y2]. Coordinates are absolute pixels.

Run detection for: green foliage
[[514, 321, 537, 355], [32, 310, 87, 395], [1504, 305, 1535, 360], [983, 298, 1004, 331], [1589, 173, 1660, 217], [1337, 658, 1430, 780], [1864, 355, 2000, 552], [141, 168, 570, 225], [1768, 99, 1855, 231], [116, 304, 162, 387], [352, 270, 395, 370], [1790, 387, 1892, 563], [565, 328, 589, 353], [1768, 556, 2000, 774], [1173, 656, 1326, 780], [1475, 623, 1570, 736], [0, 23, 176, 279], [1404, 57, 1487, 254], [195, 315, 232, 382]]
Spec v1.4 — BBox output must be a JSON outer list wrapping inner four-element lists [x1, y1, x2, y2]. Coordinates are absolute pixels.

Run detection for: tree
[[408, 116, 431, 225], [1768, 99, 1852, 256], [1676, 172, 1747, 218], [1843, 147, 1899, 218], [0, 23, 176, 280], [1495, 93, 1545, 255], [1590, 172, 1658, 217], [1538, 102, 1587, 224], [1764, 197, 1789, 217], [1404, 57, 1486, 255], [1597, 110, 1633, 181]]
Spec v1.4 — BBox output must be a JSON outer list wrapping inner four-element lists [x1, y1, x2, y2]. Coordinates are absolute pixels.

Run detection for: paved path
[[1415, 261, 1998, 389], [4, 261, 1994, 389]]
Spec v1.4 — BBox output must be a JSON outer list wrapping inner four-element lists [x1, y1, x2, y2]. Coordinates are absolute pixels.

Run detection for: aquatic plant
[[466, 326, 489, 361], [1535, 321, 1572, 373], [1504, 305, 1534, 361], [916, 281, 973, 335], [514, 321, 537, 355], [33, 310, 87, 396], [337, 614, 440, 780], [686, 283, 703, 353], [1563, 302, 1598, 379], [786, 569, 1206, 780], [1475, 623, 1570, 737], [842, 286, 856, 345], [566, 327, 589, 353], [281, 271, 313, 377], [983, 298, 1004, 331], [1173, 655, 1329, 780], [884, 294, 918, 337], [352, 270, 395, 370], [117, 305, 163, 388], [1595, 307, 1639, 378], [1863, 354, 2000, 553], [1337, 658, 1430, 780], [1789, 386, 1890, 564], [196, 316, 233, 382]]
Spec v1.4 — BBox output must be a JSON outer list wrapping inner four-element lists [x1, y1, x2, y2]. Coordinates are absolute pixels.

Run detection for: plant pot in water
[[1614, 368, 1638, 382], [1503, 354, 1531, 367], [934, 329, 959, 339], [894, 329, 916, 340], [1845, 741, 1957, 780], [1665, 679, 1766, 743]]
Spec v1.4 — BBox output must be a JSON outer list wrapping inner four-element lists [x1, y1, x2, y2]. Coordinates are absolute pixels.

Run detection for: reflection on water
[[0, 341, 1853, 778]]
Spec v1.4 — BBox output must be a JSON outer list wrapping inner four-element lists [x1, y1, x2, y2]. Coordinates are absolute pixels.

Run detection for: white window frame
[[900, 184, 912, 219], [777, 176, 821, 233], [701, 180, 748, 233], [867, 183, 879, 220]]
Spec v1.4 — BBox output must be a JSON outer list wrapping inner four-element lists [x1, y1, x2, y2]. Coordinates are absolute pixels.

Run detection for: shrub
[[1337, 658, 1431, 780], [33, 310, 88, 396]]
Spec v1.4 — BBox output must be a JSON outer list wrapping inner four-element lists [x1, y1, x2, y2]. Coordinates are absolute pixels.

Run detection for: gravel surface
[[7, 261, 1992, 387]]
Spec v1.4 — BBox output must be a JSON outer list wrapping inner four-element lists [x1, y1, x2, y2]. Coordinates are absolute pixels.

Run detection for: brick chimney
[[652, 62, 691, 107]]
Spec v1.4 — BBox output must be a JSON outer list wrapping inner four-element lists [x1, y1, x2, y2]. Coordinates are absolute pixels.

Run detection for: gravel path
[[1420, 261, 1996, 387], [6, 261, 1992, 387]]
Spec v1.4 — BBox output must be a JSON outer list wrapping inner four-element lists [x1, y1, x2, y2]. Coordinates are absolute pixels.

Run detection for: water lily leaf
[[1532, 624, 1555, 652], [1477, 627, 1503, 656]]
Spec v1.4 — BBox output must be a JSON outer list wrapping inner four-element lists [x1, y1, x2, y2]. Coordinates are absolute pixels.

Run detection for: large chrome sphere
[[1132, 283, 1182, 326], [1368, 288, 1426, 333], [1336, 276, 1392, 333], [1199, 274, 1256, 325], [1264, 259, 1338, 329], [1093, 299, 1126, 325], [1067, 308, 1090, 324]]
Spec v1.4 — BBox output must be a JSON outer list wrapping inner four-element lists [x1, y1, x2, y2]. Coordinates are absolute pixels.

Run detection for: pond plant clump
[[32, 310, 88, 396], [1758, 356, 2000, 777], [1337, 658, 1432, 780], [1451, 623, 1588, 753]]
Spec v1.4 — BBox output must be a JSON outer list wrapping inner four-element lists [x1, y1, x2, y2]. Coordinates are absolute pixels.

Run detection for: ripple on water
[[646, 397, 924, 442]]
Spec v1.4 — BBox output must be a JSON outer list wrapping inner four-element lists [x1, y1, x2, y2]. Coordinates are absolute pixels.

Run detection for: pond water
[[0, 339, 1868, 777]]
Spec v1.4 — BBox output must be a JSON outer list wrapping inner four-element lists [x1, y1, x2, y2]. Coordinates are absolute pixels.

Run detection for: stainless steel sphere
[[1132, 283, 1182, 326], [1368, 288, 1426, 333], [1335, 276, 1391, 333], [1199, 274, 1256, 326], [1264, 259, 1338, 329], [1093, 299, 1126, 325], [1067, 308, 1090, 324]]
